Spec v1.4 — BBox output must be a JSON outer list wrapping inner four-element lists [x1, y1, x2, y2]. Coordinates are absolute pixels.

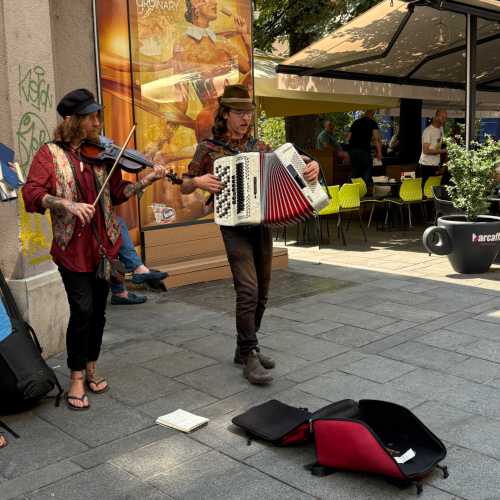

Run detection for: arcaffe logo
[[472, 232, 500, 243]]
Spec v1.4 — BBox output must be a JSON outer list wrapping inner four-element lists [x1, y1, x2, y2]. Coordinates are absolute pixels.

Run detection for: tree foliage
[[257, 112, 286, 149], [254, 0, 380, 55], [446, 137, 500, 221]]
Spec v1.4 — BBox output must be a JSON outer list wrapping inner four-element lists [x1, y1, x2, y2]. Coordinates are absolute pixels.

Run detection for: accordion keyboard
[[214, 153, 261, 226]]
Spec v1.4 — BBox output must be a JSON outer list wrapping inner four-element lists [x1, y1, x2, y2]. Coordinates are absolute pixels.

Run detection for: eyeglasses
[[230, 110, 253, 117]]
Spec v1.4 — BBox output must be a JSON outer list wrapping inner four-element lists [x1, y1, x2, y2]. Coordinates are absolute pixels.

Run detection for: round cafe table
[[372, 180, 401, 197]]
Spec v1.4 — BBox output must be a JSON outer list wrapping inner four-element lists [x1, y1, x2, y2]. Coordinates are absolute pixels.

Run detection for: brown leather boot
[[234, 347, 276, 369], [243, 350, 273, 385]]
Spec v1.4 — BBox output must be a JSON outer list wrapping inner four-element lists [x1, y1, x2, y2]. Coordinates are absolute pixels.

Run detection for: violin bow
[[93, 125, 136, 208]]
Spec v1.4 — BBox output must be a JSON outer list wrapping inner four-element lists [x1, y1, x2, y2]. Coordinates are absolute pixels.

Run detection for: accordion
[[214, 143, 329, 226]]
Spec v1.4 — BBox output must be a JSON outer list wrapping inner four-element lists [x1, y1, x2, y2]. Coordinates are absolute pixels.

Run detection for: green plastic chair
[[351, 177, 368, 199], [387, 178, 424, 227], [423, 175, 443, 198], [338, 183, 367, 244], [318, 185, 340, 244]]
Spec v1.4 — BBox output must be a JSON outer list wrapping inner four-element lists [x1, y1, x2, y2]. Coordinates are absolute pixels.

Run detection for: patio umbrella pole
[[465, 13, 477, 148]]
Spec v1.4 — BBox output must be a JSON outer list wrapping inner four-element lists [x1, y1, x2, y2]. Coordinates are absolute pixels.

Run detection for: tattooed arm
[[41, 195, 95, 224]]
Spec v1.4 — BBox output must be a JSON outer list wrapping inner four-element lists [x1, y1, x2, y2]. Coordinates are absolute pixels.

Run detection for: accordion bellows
[[214, 143, 329, 226]]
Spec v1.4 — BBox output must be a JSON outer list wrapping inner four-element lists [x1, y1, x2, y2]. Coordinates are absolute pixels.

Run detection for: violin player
[[22, 88, 168, 411]]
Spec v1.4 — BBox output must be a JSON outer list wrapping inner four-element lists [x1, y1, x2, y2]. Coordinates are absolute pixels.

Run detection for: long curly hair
[[53, 115, 99, 144], [212, 104, 230, 139]]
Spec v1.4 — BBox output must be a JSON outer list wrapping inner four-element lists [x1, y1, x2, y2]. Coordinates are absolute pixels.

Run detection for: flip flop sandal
[[86, 375, 109, 394], [65, 392, 90, 411]]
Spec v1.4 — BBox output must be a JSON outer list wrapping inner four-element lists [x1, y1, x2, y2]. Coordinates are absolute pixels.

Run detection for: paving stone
[[110, 434, 210, 480], [456, 339, 500, 363], [258, 314, 315, 334], [260, 330, 350, 361], [464, 297, 500, 314], [474, 310, 500, 325], [271, 387, 334, 410], [290, 319, 344, 336], [358, 327, 429, 354], [366, 277, 418, 290], [245, 446, 454, 500], [319, 325, 388, 348], [264, 306, 324, 324], [27, 463, 169, 499], [34, 393, 152, 447], [197, 378, 296, 419], [108, 339, 182, 364], [416, 329, 479, 350], [105, 366, 185, 407], [72, 426, 173, 469], [358, 384, 428, 409], [286, 351, 368, 383], [0, 460, 82, 500], [445, 317, 500, 341], [141, 349, 218, 378], [366, 302, 447, 323], [188, 416, 266, 461], [140, 388, 217, 418], [0, 412, 87, 479], [415, 311, 472, 332], [382, 341, 468, 370], [150, 450, 313, 500], [417, 402, 500, 460], [376, 320, 420, 335], [307, 303, 398, 329], [446, 357, 500, 383], [180, 333, 236, 362], [297, 371, 381, 402], [427, 446, 500, 499], [156, 324, 219, 345], [175, 363, 250, 399], [339, 355, 417, 383], [389, 368, 500, 418]]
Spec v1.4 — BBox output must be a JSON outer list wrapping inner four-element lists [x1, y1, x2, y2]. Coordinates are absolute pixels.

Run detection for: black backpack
[[0, 268, 63, 417]]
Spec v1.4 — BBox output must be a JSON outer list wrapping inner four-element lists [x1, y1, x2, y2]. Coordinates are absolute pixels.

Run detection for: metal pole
[[91, 0, 103, 105], [465, 13, 477, 148]]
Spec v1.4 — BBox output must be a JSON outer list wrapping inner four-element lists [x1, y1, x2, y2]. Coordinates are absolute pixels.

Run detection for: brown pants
[[220, 225, 273, 356]]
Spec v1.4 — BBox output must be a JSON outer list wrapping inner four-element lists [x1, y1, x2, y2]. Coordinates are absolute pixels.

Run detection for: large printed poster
[[97, 0, 253, 229]]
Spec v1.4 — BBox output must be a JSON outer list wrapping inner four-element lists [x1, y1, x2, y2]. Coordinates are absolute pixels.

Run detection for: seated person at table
[[110, 216, 167, 305]]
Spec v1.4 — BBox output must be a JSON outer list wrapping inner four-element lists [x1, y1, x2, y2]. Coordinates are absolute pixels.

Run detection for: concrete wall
[[50, 0, 97, 101], [0, 0, 98, 356]]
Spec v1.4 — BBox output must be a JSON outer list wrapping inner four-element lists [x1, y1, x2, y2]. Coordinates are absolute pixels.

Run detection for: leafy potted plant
[[423, 136, 500, 273]]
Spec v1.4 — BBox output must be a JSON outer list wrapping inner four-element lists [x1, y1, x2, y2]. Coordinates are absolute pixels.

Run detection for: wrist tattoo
[[44, 195, 70, 214]]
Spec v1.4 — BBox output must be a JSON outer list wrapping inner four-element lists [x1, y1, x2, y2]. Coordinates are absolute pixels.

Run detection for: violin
[[80, 135, 183, 185]]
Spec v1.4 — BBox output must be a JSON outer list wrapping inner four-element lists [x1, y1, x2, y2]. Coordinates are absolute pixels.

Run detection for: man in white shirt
[[418, 110, 448, 183]]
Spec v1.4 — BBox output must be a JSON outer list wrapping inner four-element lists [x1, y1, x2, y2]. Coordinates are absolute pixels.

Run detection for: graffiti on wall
[[17, 64, 53, 266], [17, 65, 52, 173]]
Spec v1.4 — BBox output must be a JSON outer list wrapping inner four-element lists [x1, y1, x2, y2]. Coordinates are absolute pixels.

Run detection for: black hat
[[56, 88, 102, 117], [218, 84, 255, 111]]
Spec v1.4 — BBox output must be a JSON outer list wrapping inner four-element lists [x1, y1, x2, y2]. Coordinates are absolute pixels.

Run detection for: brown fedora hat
[[219, 84, 255, 111]]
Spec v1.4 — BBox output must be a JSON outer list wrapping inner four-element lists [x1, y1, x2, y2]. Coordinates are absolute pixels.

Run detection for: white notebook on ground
[[155, 409, 209, 433]]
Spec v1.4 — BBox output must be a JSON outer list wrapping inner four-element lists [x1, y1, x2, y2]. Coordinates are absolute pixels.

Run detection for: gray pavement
[[1, 236, 500, 499]]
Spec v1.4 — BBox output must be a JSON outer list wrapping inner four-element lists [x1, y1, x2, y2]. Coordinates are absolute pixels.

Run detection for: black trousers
[[220, 225, 273, 356], [417, 163, 439, 187], [58, 266, 109, 371], [350, 149, 373, 186]]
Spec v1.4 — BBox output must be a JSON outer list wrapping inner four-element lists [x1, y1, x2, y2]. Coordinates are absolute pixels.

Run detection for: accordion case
[[214, 143, 329, 226], [232, 398, 448, 493]]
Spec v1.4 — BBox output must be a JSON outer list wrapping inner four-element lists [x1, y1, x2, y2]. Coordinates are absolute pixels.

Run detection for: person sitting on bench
[[110, 216, 167, 305]]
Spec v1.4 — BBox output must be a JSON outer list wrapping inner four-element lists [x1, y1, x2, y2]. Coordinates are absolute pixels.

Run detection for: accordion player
[[214, 143, 329, 226]]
